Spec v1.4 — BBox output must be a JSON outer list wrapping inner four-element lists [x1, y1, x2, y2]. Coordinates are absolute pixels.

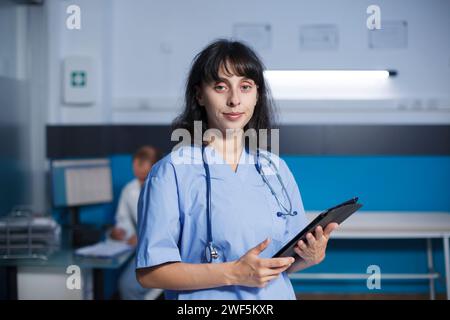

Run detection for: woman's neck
[[208, 130, 244, 171]]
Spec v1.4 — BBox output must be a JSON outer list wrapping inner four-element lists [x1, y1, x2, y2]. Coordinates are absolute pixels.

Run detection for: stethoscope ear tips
[[277, 211, 298, 217]]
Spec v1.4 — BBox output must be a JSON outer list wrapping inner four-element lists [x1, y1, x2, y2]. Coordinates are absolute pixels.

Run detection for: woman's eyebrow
[[241, 78, 255, 83], [214, 77, 255, 84], [215, 78, 229, 84]]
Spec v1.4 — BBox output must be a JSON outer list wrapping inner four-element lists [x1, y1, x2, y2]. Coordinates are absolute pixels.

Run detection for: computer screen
[[51, 158, 113, 207]]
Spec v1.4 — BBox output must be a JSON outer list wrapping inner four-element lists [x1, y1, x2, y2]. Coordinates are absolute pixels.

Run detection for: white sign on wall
[[63, 56, 95, 105], [369, 20, 408, 49], [233, 23, 272, 51], [299, 24, 339, 51]]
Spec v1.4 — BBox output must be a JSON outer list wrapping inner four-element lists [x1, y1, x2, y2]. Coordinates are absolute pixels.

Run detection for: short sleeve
[[280, 159, 309, 241], [136, 160, 182, 269]]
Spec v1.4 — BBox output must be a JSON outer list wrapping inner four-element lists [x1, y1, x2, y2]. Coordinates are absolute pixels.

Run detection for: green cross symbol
[[71, 71, 86, 87]]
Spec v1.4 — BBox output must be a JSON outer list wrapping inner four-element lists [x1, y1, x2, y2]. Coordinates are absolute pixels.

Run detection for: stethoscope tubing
[[202, 145, 297, 262]]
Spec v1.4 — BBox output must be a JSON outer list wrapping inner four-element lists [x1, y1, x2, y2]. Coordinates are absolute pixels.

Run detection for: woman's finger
[[305, 233, 316, 246], [260, 275, 279, 284], [297, 240, 308, 251], [261, 257, 294, 268], [314, 226, 324, 241], [294, 246, 305, 258], [263, 263, 292, 276], [324, 223, 339, 239], [258, 263, 290, 277], [250, 237, 271, 255]]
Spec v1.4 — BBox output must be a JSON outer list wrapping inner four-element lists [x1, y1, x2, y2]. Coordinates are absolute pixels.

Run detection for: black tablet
[[273, 197, 363, 258]]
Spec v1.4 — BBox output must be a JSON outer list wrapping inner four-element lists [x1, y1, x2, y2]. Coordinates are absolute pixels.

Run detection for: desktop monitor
[[51, 158, 113, 207]]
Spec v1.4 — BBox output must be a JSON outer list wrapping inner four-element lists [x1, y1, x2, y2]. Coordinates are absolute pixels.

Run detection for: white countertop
[[305, 212, 450, 238]]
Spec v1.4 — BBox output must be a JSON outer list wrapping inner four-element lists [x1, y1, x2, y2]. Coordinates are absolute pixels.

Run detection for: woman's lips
[[223, 112, 244, 121]]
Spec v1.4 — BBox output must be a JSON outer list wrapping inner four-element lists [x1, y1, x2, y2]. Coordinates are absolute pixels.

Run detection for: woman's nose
[[227, 88, 241, 107]]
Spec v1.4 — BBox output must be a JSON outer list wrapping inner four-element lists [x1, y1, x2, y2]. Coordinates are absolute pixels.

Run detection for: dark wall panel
[[46, 125, 450, 158]]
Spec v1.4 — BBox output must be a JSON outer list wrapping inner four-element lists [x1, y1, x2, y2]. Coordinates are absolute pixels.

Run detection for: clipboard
[[273, 197, 363, 258], [74, 240, 133, 259]]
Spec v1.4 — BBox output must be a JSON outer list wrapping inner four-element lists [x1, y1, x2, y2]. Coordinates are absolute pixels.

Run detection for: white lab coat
[[115, 178, 141, 240], [115, 178, 164, 300]]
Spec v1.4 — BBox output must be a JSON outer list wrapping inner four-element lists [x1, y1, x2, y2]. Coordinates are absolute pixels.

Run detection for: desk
[[0, 248, 134, 300], [289, 212, 450, 300]]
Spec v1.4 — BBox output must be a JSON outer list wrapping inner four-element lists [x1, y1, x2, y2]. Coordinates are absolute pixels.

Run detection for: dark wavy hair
[[172, 39, 277, 146]]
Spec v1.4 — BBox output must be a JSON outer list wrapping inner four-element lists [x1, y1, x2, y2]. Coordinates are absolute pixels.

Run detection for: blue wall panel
[[284, 156, 450, 212], [283, 156, 450, 294]]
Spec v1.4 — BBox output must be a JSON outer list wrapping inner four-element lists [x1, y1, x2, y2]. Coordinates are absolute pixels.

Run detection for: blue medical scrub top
[[136, 144, 308, 300]]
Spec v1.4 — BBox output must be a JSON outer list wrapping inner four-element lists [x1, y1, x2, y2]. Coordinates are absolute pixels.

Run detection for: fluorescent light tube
[[265, 70, 393, 84], [264, 70, 396, 99]]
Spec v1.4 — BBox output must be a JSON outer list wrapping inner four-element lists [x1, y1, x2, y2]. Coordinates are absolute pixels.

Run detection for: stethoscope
[[202, 145, 297, 263]]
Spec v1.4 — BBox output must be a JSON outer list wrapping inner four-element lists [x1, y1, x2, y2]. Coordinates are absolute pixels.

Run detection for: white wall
[[44, 0, 450, 125], [46, 0, 112, 124]]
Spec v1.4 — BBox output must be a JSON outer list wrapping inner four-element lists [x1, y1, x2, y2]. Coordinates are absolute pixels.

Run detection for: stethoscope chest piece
[[205, 241, 219, 263]]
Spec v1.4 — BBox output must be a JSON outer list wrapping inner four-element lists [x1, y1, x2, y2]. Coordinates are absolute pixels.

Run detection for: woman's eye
[[214, 85, 227, 91], [241, 85, 252, 91]]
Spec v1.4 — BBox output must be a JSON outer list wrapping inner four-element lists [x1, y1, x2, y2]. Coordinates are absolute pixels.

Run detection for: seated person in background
[[110, 145, 162, 300]]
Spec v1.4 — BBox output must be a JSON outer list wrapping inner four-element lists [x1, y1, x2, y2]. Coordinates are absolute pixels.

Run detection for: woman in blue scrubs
[[136, 39, 338, 299]]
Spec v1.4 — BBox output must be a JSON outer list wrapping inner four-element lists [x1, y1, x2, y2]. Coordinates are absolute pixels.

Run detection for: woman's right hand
[[231, 238, 295, 288]]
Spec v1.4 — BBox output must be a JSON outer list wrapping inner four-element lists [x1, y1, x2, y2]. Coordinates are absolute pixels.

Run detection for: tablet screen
[[273, 197, 363, 258]]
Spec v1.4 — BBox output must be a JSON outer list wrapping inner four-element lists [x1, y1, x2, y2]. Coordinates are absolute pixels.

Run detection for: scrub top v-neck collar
[[202, 144, 252, 183]]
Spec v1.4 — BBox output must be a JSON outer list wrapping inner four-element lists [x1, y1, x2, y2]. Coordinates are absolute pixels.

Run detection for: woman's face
[[196, 64, 258, 134]]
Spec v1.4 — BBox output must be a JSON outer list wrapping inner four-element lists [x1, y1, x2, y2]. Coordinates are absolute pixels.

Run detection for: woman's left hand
[[293, 223, 339, 266]]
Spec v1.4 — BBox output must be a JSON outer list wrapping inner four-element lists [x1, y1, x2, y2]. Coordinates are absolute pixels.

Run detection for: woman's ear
[[195, 85, 205, 106]]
